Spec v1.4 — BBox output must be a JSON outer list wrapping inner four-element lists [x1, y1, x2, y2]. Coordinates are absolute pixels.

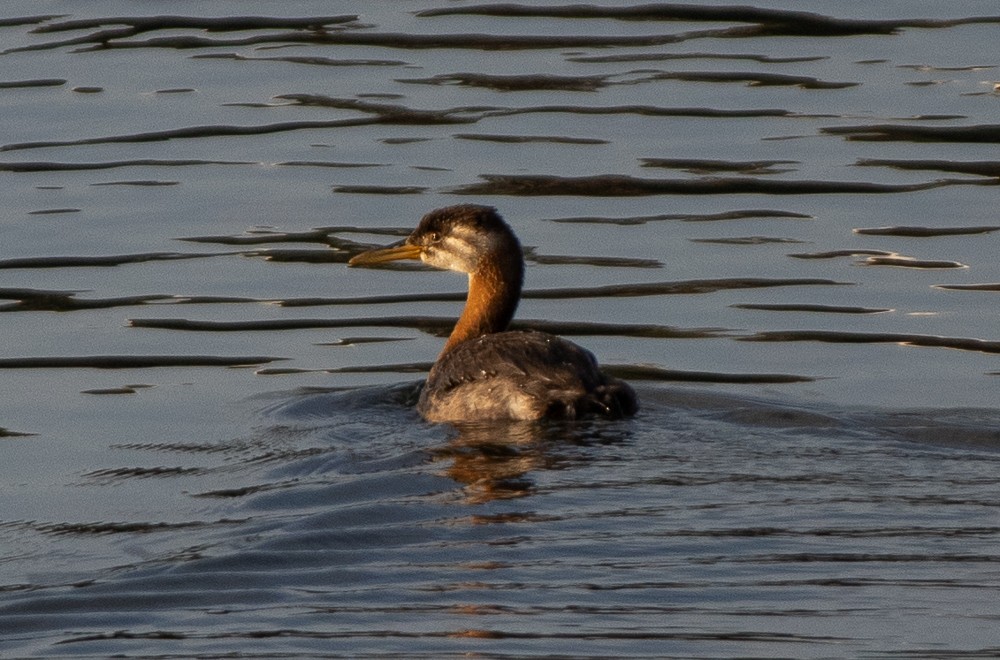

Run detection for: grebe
[[348, 204, 638, 423]]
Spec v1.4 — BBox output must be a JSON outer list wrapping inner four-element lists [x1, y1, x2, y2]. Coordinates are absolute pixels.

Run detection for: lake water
[[2, 2, 999, 657]]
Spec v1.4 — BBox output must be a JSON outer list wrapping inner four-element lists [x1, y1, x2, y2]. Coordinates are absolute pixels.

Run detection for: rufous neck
[[441, 251, 522, 355]]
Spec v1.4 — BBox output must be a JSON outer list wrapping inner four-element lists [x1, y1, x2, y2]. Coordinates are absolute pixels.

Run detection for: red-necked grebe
[[348, 204, 638, 422]]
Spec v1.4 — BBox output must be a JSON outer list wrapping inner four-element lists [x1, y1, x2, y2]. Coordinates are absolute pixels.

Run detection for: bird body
[[418, 329, 635, 422], [349, 205, 637, 422]]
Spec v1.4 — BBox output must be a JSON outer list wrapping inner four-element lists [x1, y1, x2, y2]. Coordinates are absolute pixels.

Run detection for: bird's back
[[418, 330, 637, 422]]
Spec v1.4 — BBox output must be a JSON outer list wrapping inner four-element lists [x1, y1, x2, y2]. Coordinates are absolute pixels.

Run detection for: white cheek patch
[[424, 235, 480, 273]]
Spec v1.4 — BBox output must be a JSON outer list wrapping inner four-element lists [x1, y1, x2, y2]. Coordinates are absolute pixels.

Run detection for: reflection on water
[[2, 1, 1000, 656]]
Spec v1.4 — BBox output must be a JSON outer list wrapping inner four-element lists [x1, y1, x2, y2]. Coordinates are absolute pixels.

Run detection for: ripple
[[491, 103, 798, 119], [743, 330, 1000, 354], [732, 303, 891, 314], [0, 119, 379, 152], [90, 180, 178, 186], [80, 466, 210, 482], [0, 356, 283, 369], [314, 362, 434, 376], [320, 337, 414, 347], [524, 277, 845, 298], [935, 283, 1000, 292], [637, 70, 857, 89], [691, 236, 807, 245], [401, 69, 856, 90], [248, 248, 366, 264], [81, 387, 142, 395], [454, 133, 608, 145], [549, 209, 812, 225], [899, 63, 997, 72], [824, 123, 1000, 143], [192, 52, 408, 67], [604, 364, 815, 384], [415, 4, 1000, 36], [0, 427, 36, 438], [0, 252, 226, 269], [0, 15, 64, 28], [276, 160, 386, 168], [641, 158, 799, 174], [450, 173, 972, 196], [857, 158, 1000, 177], [26, 208, 80, 215], [400, 72, 614, 92], [274, 94, 497, 123], [862, 255, 966, 269], [0, 158, 255, 172], [22, 30, 700, 54], [180, 226, 406, 246], [0, 78, 65, 89], [6, 14, 360, 54], [332, 185, 428, 195], [279, 93, 800, 120], [523, 251, 660, 268], [30, 520, 232, 536], [0, 288, 257, 313], [854, 225, 1000, 237], [31, 14, 359, 34], [110, 440, 232, 454], [787, 250, 969, 270], [790, 249, 892, 259], [568, 52, 828, 64]]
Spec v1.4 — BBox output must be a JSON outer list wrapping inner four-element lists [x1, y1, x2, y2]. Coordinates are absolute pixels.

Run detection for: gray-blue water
[[2, 2, 999, 657]]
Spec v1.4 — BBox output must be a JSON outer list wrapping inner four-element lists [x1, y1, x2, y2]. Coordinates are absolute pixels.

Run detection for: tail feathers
[[544, 379, 638, 420]]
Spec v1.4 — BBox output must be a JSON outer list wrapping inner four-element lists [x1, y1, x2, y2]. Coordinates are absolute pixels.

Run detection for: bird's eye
[[428, 231, 441, 243]]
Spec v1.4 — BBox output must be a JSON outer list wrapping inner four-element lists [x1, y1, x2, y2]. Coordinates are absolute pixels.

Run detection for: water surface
[[2, 2, 999, 657]]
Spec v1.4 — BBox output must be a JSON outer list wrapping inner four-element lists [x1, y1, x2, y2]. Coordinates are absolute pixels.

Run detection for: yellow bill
[[348, 243, 422, 267]]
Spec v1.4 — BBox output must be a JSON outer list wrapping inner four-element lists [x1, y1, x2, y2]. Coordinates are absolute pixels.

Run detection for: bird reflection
[[431, 420, 632, 504], [431, 423, 544, 503]]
